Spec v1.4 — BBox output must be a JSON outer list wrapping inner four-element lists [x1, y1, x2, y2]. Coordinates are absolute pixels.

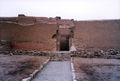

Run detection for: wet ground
[[31, 61, 73, 81], [1, 53, 120, 81]]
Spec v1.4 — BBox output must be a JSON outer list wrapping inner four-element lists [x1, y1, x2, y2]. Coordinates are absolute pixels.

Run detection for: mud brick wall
[[0, 21, 57, 51], [74, 20, 120, 50], [1, 16, 120, 51]]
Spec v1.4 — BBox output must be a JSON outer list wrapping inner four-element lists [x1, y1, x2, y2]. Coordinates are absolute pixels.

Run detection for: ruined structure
[[0, 14, 120, 52], [74, 20, 120, 51], [0, 14, 57, 51], [56, 19, 75, 51]]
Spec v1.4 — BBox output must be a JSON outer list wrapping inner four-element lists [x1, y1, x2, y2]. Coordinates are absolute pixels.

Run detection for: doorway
[[60, 37, 69, 51]]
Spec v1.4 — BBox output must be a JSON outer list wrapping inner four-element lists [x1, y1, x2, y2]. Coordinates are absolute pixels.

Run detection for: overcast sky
[[0, 0, 120, 20]]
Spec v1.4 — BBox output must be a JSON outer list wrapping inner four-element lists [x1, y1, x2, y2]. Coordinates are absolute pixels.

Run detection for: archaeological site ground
[[0, 14, 120, 81]]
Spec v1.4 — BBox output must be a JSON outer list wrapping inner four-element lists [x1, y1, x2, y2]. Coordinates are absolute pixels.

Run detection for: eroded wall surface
[[0, 17, 57, 51], [74, 20, 120, 50], [1, 16, 120, 51]]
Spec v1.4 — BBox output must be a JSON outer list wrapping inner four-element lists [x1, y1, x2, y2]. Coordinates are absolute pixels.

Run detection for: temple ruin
[[0, 14, 120, 52]]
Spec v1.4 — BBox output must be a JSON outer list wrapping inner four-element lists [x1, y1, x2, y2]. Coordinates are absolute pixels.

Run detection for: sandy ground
[[0, 54, 49, 81], [72, 57, 120, 81]]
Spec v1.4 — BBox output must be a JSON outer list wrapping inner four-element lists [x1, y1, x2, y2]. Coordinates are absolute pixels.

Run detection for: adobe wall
[[1, 15, 120, 51], [0, 20, 57, 51], [74, 20, 120, 50]]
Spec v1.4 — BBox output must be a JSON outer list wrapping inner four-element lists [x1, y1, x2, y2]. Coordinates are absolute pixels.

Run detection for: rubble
[[71, 49, 120, 59], [12, 50, 50, 56], [0, 40, 12, 54]]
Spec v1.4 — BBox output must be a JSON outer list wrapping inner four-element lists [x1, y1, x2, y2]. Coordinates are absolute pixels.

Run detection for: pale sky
[[0, 0, 120, 20]]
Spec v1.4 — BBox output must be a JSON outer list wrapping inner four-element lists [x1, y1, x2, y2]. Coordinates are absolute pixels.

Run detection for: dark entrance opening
[[60, 37, 69, 51]]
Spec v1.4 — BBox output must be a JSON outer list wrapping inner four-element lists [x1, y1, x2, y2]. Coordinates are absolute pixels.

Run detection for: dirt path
[[31, 61, 73, 81]]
